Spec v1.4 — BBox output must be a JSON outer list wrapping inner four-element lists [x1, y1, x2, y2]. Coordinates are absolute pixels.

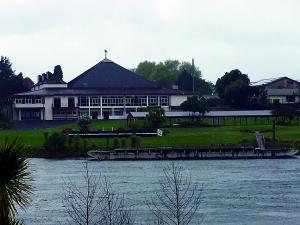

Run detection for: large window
[[90, 96, 100, 106], [15, 97, 43, 104], [21, 109, 41, 120], [160, 96, 169, 106], [286, 95, 296, 103], [53, 98, 61, 108], [149, 96, 158, 106], [125, 96, 147, 106], [68, 97, 75, 108], [79, 96, 89, 106], [102, 96, 124, 106]]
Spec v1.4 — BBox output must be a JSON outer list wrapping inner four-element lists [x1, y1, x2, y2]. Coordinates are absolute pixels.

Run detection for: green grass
[[0, 120, 299, 150]]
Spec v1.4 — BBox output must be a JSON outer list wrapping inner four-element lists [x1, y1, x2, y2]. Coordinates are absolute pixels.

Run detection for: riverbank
[[1, 119, 299, 158]]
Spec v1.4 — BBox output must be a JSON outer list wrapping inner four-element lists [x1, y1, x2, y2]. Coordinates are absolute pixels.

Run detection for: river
[[18, 158, 300, 225]]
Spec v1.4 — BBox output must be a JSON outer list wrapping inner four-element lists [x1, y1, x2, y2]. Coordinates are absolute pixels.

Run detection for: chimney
[[38, 75, 42, 83]]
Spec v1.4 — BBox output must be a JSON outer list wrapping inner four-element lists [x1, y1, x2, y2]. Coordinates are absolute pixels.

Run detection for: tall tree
[[53, 65, 63, 80], [146, 163, 203, 225], [135, 59, 203, 89], [0, 56, 24, 105], [215, 69, 250, 99], [176, 70, 213, 95], [180, 96, 209, 120], [134, 61, 156, 80]]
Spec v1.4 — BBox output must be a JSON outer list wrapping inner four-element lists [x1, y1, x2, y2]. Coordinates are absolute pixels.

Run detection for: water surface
[[19, 158, 300, 225]]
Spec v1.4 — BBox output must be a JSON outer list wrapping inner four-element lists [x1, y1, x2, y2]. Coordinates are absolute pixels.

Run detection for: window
[[149, 96, 158, 106], [286, 95, 296, 103], [90, 96, 100, 106], [68, 97, 75, 108], [79, 97, 89, 106], [114, 109, 124, 116], [53, 98, 61, 108], [160, 96, 169, 106]]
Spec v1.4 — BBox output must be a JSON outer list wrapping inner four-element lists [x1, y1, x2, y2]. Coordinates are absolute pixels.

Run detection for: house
[[12, 58, 190, 120], [251, 77, 300, 104]]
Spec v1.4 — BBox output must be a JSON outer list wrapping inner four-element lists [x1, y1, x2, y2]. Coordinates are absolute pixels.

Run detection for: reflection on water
[[18, 158, 300, 225]]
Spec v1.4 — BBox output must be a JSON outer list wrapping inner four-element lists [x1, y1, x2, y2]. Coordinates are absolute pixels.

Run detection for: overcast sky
[[1, 0, 300, 83]]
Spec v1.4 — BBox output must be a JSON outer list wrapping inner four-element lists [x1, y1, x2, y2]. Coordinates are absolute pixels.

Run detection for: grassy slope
[[0, 119, 299, 149]]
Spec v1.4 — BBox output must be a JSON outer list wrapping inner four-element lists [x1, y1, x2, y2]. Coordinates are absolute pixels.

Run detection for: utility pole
[[192, 58, 195, 95]]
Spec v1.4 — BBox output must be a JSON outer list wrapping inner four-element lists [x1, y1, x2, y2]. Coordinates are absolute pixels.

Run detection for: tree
[[63, 162, 134, 225], [145, 107, 166, 129], [78, 115, 92, 132], [176, 70, 213, 95], [215, 69, 250, 99], [180, 96, 209, 119], [135, 60, 203, 89], [272, 106, 298, 124], [63, 162, 100, 225], [98, 177, 135, 225], [53, 65, 63, 80], [22, 77, 34, 91], [134, 61, 156, 80], [146, 163, 203, 225], [0, 56, 25, 105], [0, 138, 33, 224], [215, 70, 262, 108]]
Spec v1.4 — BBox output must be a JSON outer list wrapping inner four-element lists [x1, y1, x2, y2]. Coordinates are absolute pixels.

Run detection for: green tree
[[134, 61, 156, 80], [78, 115, 92, 132], [135, 59, 203, 89], [0, 56, 25, 106], [215, 69, 250, 98], [53, 65, 63, 80], [145, 107, 166, 129], [0, 138, 32, 224], [180, 96, 209, 120], [176, 70, 213, 95]]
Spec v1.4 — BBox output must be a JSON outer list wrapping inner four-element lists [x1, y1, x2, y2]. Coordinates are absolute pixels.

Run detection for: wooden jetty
[[87, 146, 299, 160]]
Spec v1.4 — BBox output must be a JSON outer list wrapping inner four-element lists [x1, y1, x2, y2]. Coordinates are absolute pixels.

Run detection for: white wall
[[44, 97, 53, 120], [170, 95, 188, 106], [60, 97, 68, 107]]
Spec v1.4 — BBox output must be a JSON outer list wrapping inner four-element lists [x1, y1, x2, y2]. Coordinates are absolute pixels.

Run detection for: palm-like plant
[[0, 138, 32, 224]]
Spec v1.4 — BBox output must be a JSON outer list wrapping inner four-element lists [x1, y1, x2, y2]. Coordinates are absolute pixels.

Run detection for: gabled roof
[[251, 76, 300, 86], [68, 58, 160, 89]]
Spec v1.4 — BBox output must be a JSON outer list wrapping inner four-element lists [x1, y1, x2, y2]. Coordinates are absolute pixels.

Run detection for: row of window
[[78, 96, 169, 107], [15, 97, 44, 104]]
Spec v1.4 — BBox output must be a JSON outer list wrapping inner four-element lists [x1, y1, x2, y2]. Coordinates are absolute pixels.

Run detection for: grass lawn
[[0, 119, 299, 150]]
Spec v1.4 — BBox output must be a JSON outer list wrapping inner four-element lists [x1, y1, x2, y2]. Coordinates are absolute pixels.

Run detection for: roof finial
[[104, 49, 107, 59]]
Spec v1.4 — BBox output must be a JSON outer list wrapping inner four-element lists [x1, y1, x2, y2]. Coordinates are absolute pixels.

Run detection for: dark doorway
[[91, 111, 98, 119], [103, 111, 109, 120]]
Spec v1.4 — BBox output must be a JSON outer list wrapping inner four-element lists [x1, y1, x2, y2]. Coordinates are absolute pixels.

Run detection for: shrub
[[44, 132, 67, 152], [78, 115, 92, 132], [113, 138, 120, 149], [130, 135, 141, 148], [121, 139, 127, 148]]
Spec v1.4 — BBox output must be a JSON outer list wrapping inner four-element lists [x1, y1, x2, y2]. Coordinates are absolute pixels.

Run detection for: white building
[[13, 58, 191, 120]]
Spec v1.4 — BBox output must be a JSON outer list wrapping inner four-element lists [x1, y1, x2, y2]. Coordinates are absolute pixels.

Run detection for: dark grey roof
[[69, 58, 160, 89], [266, 89, 299, 96], [15, 88, 186, 96]]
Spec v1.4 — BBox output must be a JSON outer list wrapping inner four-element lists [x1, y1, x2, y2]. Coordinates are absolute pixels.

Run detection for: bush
[[113, 138, 120, 149], [78, 115, 92, 132], [121, 139, 127, 148], [44, 132, 67, 152], [130, 135, 141, 148]]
